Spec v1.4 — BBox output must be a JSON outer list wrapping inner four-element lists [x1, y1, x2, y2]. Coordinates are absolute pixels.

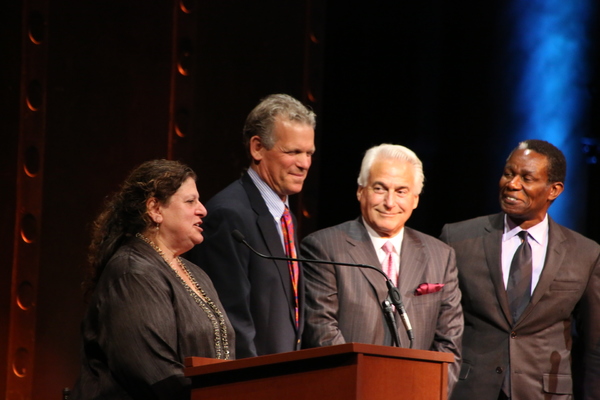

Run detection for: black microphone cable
[[232, 229, 414, 348]]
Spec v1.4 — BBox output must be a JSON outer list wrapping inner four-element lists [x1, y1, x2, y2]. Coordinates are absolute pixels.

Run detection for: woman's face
[[153, 177, 207, 255]]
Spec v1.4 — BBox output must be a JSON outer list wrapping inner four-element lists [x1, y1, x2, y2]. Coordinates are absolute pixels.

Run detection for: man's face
[[251, 117, 315, 200], [357, 158, 419, 238], [499, 148, 563, 229]]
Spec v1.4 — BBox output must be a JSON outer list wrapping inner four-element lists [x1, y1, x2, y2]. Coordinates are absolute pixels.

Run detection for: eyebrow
[[372, 181, 409, 190], [507, 165, 539, 175]]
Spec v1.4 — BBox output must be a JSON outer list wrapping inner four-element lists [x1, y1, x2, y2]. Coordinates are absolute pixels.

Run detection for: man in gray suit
[[301, 143, 463, 392], [440, 139, 600, 400]]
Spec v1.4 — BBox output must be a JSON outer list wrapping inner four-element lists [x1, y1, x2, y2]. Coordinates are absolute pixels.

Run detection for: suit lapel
[[344, 219, 388, 302], [487, 214, 568, 326], [527, 217, 567, 309], [241, 173, 286, 259], [396, 229, 431, 348], [241, 173, 296, 327], [483, 214, 513, 325], [398, 228, 427, 301]]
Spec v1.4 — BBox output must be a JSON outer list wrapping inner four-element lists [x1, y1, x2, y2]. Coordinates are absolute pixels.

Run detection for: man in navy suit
[[186, 94, 315, 358], [441, 139, 600, 399]]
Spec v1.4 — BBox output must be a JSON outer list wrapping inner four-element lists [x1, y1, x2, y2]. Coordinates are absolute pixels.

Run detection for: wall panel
[[0, 0, 321, 397], [33, 0, 175, 397]]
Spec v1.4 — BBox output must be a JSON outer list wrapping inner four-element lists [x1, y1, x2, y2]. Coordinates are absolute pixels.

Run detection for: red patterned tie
[[280, 206, 299, 328]]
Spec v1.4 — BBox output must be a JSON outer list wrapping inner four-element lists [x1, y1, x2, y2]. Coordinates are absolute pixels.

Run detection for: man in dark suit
[[301, 144, 463, 392], [440, 139, 600, 400], [186, 94, 316, 358]]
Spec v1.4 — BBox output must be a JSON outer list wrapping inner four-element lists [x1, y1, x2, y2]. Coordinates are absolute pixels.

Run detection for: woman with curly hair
[[71, 159, 234, 400]]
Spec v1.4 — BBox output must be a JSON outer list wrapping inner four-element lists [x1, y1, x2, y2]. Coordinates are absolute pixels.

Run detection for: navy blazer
[[186, 172, 303, 358]]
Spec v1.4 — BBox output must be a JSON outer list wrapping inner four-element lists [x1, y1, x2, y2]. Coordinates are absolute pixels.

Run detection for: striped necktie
[[280, 206, 299, 328], [507, 230, 532, 323], [382, 240, 398, 285]]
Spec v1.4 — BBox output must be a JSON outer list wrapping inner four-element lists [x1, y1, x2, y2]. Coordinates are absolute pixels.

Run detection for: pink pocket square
[[415, 283, 444, 296]]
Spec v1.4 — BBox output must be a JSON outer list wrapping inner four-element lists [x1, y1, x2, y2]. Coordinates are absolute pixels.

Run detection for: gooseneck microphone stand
[[231, 230, 414, 349]]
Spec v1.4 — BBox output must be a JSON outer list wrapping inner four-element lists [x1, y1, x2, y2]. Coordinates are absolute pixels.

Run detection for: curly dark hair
[[83, 159, 196, 296]]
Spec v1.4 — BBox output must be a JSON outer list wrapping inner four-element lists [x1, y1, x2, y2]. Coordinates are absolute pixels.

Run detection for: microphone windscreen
[[231, 230, 246, 243]]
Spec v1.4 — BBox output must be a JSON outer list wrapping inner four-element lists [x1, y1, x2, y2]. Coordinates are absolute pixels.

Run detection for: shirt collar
[[362, 217, 405, 254], [503, 213, 549, 245], [247, 167, 288, 218]]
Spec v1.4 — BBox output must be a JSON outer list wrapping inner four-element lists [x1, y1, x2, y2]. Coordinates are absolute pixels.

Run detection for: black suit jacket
[[441, 213, 600, 400], [185, 172, 304, 358]]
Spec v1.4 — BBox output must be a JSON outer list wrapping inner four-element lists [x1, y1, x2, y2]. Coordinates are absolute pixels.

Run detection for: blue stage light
[[508, 0, 594, 230]]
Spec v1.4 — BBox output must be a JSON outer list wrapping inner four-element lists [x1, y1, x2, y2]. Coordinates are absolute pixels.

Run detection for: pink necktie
[[280, 206, 299, 328], [382, 241, 398, 285]]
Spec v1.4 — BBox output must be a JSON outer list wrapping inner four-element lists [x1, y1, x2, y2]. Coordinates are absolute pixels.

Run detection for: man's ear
[[356, 186, 364, 202], [146, 197, 163, 223], [249, 136, 264, 163], [548, 182, 564, 201], [412, 194, 420, 210]]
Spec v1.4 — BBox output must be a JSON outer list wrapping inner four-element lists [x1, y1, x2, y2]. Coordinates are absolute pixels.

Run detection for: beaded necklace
[[136, 233, 230, 360]]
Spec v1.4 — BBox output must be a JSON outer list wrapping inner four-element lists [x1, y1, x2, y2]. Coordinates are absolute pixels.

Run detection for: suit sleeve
[[301, 234, 347, 347], [98, 271, 190, 400], [439, 223, 451, 244], [186, 206, 258, 358], [431, 244, 463, 394], [581, 251, 600, 399]]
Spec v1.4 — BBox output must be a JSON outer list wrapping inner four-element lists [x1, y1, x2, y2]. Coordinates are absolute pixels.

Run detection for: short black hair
[[511, 139, 567, 183]]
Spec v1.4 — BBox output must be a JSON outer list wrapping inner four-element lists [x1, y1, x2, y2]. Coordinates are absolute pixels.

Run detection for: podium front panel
[[186, 343, 451, 400]]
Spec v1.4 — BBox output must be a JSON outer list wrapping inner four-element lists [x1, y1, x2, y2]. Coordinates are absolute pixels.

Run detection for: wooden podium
[[184, 343, 453, 400]]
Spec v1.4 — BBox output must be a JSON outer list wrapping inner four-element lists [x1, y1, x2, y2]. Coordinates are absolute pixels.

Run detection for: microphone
[[231, 229, 415, 348], [382, 299, 401, 348]]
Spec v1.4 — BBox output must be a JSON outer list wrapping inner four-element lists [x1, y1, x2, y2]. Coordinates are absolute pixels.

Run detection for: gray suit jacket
[[301, 218, 463, 392], [441, 213, 600, 400]]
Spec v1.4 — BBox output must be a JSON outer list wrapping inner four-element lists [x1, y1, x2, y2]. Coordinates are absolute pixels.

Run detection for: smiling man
[[301, 143, 463, 394], [440, 139, 600, 400], [186, 94, 315, 358]]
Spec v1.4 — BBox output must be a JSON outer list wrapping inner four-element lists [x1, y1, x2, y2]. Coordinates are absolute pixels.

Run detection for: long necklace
[[136, 233, 230, 360]]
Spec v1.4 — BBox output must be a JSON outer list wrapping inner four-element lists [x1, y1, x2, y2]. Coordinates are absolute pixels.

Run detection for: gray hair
[[242, 94, 316, 156], [357, 143, 425, 195]]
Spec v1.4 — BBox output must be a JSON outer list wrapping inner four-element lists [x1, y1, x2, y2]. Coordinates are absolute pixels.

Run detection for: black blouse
[[71, 237, 235, 400]]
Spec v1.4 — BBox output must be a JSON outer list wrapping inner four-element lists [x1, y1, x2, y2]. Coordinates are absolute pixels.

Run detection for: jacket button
[[496, 367, 503, 374], [511, 331, 517, 339]]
